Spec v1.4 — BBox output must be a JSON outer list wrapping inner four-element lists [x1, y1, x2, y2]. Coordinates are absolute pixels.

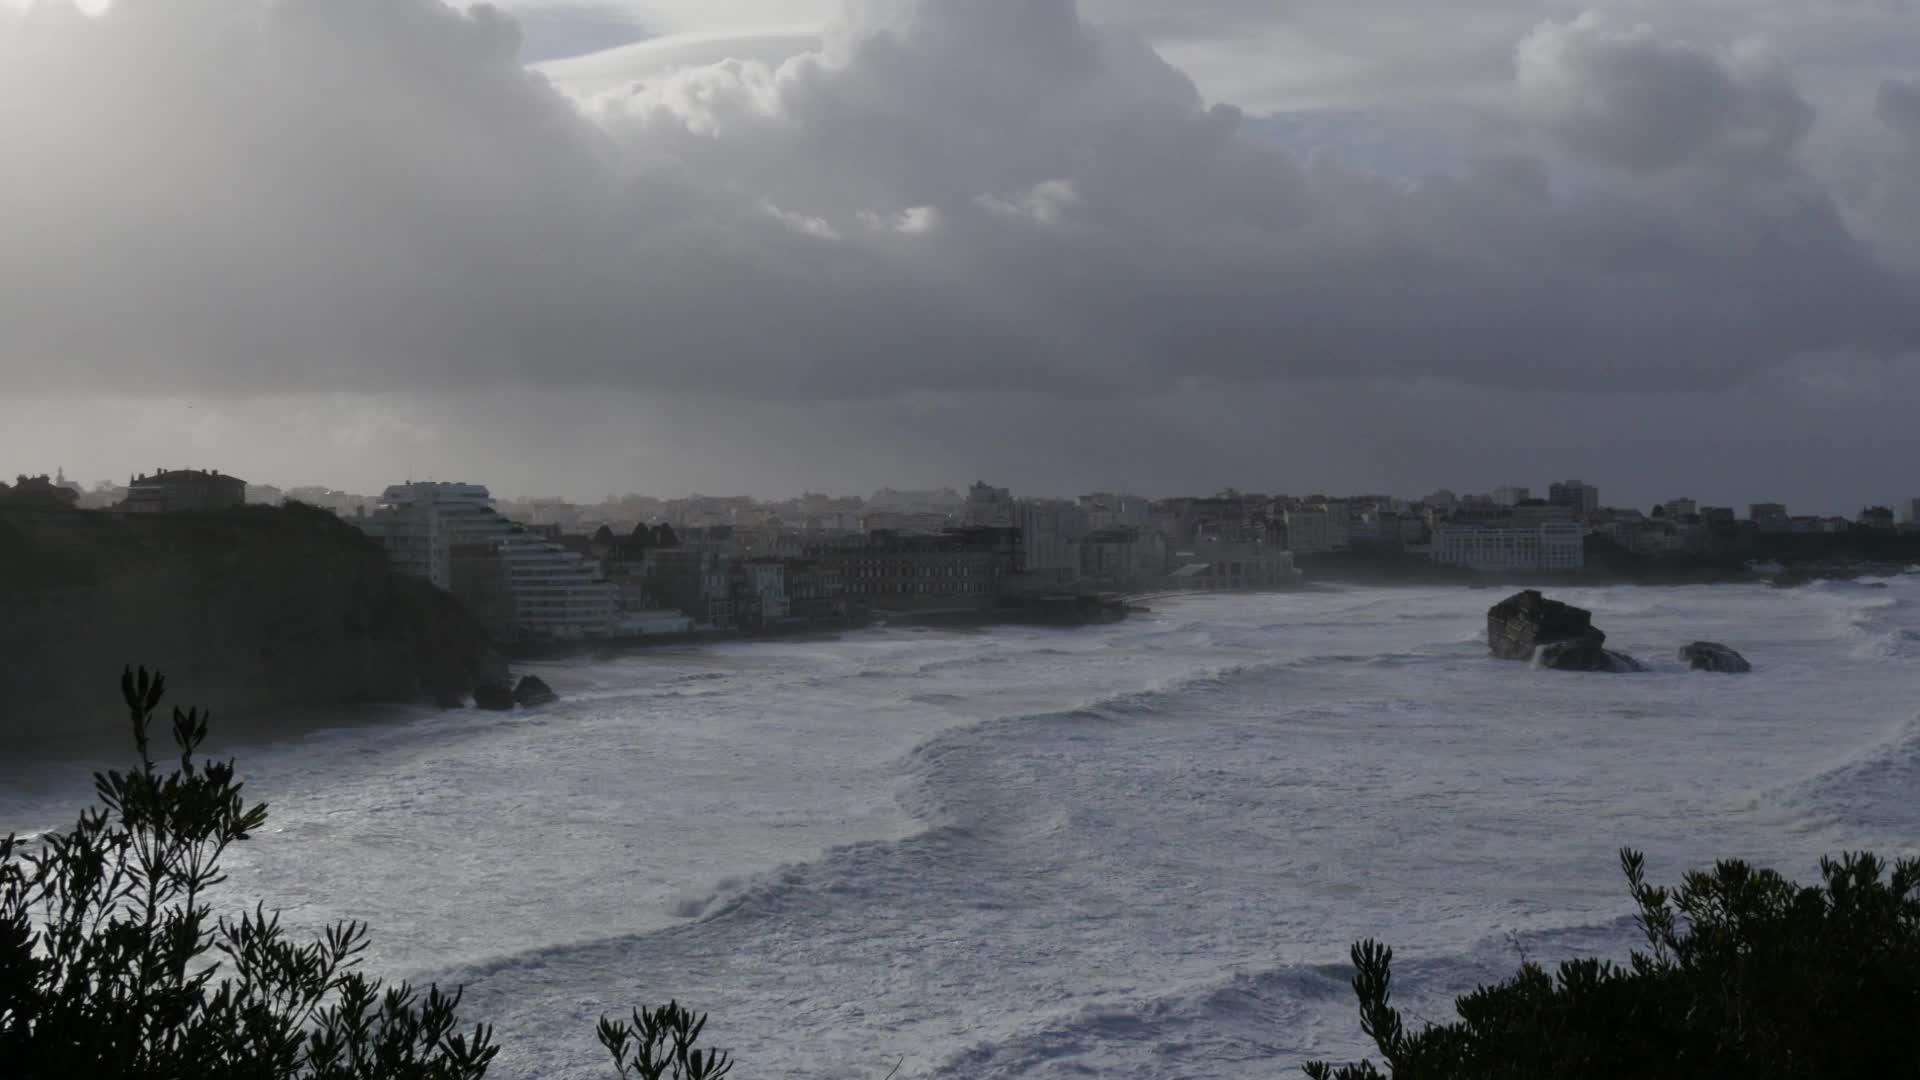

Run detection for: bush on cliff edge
[[0, 668, 731, 1080], [1306, 848, 1920, 1079]]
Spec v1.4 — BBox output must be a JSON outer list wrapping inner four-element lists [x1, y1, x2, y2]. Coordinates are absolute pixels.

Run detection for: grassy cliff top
[[0, 502, 384, 591]]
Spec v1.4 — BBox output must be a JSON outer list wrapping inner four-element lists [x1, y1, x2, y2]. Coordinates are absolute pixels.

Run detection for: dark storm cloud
[[0, 0, 1915, 405]]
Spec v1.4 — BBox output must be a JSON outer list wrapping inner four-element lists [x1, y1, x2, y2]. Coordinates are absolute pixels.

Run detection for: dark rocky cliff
[[0, 504, 506, 752]]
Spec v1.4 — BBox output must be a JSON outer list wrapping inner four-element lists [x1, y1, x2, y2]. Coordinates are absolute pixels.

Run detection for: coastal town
[[4, 468, 1919, 648]]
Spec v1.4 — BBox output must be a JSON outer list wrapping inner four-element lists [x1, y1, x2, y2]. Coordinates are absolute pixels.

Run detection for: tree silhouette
[[1, 668, 733, 1079], [1306, 848, 1920, 1079]]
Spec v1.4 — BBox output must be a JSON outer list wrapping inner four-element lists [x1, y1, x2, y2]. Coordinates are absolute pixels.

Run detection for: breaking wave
[[921, 915, 1646, 1079], [1770, 713, 1920, 847]]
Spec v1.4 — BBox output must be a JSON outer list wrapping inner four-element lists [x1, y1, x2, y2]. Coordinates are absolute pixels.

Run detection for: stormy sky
[[2, 0, 1917, 510]]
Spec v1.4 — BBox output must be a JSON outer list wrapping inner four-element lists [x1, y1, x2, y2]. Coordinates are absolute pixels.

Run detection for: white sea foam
[[4, 581, 1916, 1078]]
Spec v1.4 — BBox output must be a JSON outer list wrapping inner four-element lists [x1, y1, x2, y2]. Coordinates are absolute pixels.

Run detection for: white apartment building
[[1283, 502, 1350, 553], [1429, 521, 1585, 574], [1016, 498, 1089, 580], [364, 482, 618, 641], [744, 560, 791, 621], [1283, 508, 1332, 552]]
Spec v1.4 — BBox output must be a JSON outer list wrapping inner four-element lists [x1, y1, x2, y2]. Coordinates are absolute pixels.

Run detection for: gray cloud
[[1515, 14, 1814, 174], [0, 0, 1916, 415], [1879, 77, 1920, 141]]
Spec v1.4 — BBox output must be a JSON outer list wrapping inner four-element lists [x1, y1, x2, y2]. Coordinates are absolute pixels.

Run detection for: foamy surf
[[4, 582, 1913, 1079]]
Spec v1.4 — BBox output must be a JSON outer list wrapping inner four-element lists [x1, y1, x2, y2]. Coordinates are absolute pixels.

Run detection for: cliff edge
[[0, 503, 506, 753]]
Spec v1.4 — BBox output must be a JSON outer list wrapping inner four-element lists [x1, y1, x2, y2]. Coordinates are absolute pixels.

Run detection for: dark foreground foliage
[[0, 667, 729, 1080], [1306, 847, 1920, 1079]]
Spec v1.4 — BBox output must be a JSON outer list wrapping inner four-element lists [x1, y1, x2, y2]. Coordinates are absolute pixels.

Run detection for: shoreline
[[13, 568, 1902, 766], [500, 597, 1141, 661], [0, 696, 431, 772], [506, 562, 1920, 661]]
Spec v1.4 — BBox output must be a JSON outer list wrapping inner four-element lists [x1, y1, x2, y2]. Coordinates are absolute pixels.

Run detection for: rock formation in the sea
[[472, 683, 517, 711], [1487, 589, 1605, 660], [0, 502, 508, 750], [1680, 641, 1751, 673], [1538, 639, 1646, 673], [1488, 589, 1644, 672], [512, 675, 558, 707]]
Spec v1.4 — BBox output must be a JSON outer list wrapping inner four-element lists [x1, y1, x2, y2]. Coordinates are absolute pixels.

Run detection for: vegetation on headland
[[1, 668, 730, 1080], [7, 674, 1914, 1079], [1305, 848, 1920, 1079], [0, 504, 507, 753]]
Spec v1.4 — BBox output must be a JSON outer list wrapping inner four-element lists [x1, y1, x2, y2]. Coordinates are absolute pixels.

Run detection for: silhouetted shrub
[[1305, 848, 1920, 1079], [598, 1000, 734, 1080], [0, 667, 731, 1079]]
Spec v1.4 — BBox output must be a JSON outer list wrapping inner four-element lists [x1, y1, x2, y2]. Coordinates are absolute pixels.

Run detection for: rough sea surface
[[6, 580, 1919, 1078]]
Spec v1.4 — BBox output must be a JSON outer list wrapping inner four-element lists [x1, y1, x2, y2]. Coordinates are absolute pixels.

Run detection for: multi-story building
[[118, 469, 247, 514], [1016, 498, 1089, 581], [735, 559, 791, 624], [1902, 499, 1920, 526], [1510, 500, 1577, 525], [646, 546, 736, 629], [1079, 493, 1152, 532], [785, 558, 849, 619], [1078, 527, 1167, 585], [964, 482, 1016, 528], [1548, 480, 1600, 517], [1165, 541, 1298, 590], [1350, 509, 1424, 550], [1429, 521, 1585, 574], [1750, 503, 1791, 531], [812, 527, 1021, 612], [1321, 500, 1352, 550], [363, 482, 617, 641], [1858, 506, 1897, 530], [1491, 485, 1531, 508], [1283, 507, 1333, 553], [861, 510, 954, 534], [1661, 497, 1698, 520]]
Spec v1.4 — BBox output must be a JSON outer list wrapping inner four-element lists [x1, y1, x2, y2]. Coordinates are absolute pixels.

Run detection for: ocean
[[5, 579, 1918, 1078]]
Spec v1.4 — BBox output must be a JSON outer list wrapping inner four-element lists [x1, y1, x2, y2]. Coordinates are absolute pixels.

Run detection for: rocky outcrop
[[1539, 640, 1646, 673], [1488, 589, 1645, 672], [512, 675, 558, 707], [472, 683, 516, 711], [0, 504, 507, 751], [1681, 641, 1751, 673], [1487, 590, 1605, 660]]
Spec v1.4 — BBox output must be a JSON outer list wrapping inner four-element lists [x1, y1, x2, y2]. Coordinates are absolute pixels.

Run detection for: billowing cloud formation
[[1516, 13, 1812, 174], [0, 0, 1916, 406]]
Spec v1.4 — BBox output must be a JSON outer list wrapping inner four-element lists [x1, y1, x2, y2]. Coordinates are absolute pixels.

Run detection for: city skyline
[[22, 461, 1919, 523]]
